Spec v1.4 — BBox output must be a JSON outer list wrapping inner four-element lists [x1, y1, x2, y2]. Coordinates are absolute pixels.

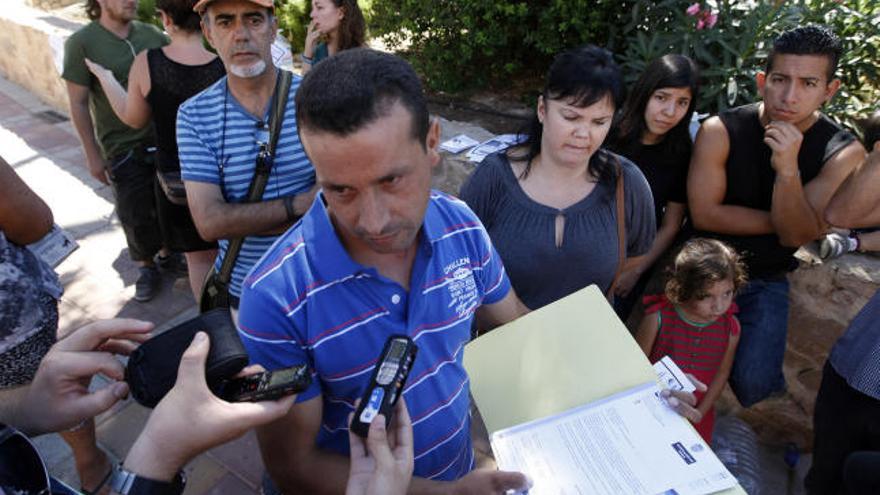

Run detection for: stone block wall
[[25, 0, 80, 10], [0, 2, 78, 114]]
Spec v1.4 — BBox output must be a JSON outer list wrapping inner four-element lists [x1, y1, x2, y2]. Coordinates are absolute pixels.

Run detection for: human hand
[[451, 468, 532, 495], [346, 399, 414, 495], [86, 153, 110, 185], [660, 373, 708, 423], [17, 319, 154, 435], [83, 58, 112, 81], [304, 20, 323, 54], [764, 121, 803, 177], [613, 266, 643, 298], [123, 332, 296, 481]]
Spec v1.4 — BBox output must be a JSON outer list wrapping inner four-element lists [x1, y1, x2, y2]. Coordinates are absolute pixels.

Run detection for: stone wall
[[0, 2, 78, 114], [25, 0, 79, 10], [738, 248, 880, 449]]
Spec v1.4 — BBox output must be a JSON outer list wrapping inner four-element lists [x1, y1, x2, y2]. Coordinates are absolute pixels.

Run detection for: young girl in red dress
[[635, 238, 747, 442]]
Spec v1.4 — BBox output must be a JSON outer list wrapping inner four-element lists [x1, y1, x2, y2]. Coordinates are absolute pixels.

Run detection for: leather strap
[[606, 155, 626, 301], [217, 70, 292, 284]]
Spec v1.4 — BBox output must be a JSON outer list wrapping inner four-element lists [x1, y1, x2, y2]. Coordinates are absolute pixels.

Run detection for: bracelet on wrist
[[301, 54, 313, 64], [283, 195, 296, 222]]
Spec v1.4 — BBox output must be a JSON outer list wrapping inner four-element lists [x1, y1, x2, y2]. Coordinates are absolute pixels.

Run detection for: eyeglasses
[[0, 424, 50, 495]]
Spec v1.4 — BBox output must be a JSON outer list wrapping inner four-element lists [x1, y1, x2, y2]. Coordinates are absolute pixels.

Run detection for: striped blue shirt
[[238, 191, 511, 481], [830, 289, 880, 400], [177, 73, 315, 297]]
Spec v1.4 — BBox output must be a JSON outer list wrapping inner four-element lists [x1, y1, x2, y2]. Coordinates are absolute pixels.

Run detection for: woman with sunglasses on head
[[460, 45, 656, 313], [85, 0, 223, 301], [606, 54, 700, 321], [301, 0, 366, 74]]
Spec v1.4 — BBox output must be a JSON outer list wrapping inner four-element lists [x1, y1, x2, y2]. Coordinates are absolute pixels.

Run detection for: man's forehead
[[768, 54, 831, 80], [207, 0, 269, 16]]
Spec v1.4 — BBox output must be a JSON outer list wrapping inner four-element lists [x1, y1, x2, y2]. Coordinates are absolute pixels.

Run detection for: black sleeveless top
[[146, 48, 225, 172], [692, 103, 855, 278]]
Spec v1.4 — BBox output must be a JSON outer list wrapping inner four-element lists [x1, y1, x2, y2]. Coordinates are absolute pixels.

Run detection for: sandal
[[79, 451, 116, 495]]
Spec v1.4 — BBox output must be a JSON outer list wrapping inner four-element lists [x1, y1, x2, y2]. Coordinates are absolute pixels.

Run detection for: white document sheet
[[491, 382, 736, 495]]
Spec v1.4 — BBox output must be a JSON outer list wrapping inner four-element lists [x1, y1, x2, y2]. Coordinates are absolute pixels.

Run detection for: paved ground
[[0, 74, 264, 493], [0, 71, 813, 494]]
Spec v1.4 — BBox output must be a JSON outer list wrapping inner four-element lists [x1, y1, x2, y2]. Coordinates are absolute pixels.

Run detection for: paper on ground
[[465, 134, 525, 162], [464, 285, 746, 495], [491, 382, 736, 495], [440, 134, 480, 154]]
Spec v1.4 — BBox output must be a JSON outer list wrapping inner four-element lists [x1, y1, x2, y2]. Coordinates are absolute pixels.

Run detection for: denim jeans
[[107, 148, 163, 262], [728, 276, 789, 407]]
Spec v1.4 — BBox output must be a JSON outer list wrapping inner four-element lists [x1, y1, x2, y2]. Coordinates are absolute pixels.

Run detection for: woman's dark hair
[[157, 0, 202, 32], [610, 54, 699, 158], [665, 238, 747, 305], [333, 0, 366, 51], [85, 0, 101, 20], [513, 44, 625, 182]]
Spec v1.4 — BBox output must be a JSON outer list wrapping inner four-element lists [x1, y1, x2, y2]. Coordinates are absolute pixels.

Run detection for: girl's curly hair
[[665, 238, 748, 305]]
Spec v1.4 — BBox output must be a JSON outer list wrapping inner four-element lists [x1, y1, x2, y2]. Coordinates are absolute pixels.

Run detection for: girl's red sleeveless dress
[[643, 294, 740, 442]]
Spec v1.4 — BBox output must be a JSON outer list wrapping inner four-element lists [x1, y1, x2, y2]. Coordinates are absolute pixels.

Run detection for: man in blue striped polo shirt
[[238, 49, 531, 493], [177, 0, 316, 312]]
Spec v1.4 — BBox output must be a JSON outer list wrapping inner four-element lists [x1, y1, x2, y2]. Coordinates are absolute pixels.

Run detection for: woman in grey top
[[460, 45, 656, 311]]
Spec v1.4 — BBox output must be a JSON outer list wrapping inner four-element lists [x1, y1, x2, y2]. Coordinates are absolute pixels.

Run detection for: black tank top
[[693, 103, 854, 278], [146, 48, 225, 172]]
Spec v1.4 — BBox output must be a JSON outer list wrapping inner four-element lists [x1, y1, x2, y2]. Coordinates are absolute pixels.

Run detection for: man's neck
[[227, 68, 278, 119], [99, 13, 132, 39]]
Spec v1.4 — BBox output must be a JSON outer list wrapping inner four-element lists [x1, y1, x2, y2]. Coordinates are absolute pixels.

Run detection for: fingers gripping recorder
[[351, 336, 418, 437]]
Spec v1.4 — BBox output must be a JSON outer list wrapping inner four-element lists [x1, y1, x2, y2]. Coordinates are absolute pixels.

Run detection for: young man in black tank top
[[687, 26, 866, 408]]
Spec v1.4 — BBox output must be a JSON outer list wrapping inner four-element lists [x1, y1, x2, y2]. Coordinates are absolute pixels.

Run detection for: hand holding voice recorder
[[350, 335, 418, 437], [219, 365, 312, 402]]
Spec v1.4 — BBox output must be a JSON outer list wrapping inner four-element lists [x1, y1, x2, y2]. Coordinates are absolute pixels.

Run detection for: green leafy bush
[[616, 0, 880, 127], [368, 0, 631, 92]]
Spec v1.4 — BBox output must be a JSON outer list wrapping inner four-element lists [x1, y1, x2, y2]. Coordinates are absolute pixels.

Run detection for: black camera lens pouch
[[125, 308, 249, 408]]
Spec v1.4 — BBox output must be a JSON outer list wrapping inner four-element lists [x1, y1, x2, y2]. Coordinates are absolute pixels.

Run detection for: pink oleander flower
[[696, 18, 706, 30], [686, 2, 701, 16], [704, 12, 718, 29]]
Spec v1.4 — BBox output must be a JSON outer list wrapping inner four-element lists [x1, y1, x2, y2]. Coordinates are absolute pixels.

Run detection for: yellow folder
[[464, 285, 746, 495]]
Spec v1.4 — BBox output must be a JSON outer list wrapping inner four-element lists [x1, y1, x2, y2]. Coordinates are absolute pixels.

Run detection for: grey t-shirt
[[460, 151, 655, 310]]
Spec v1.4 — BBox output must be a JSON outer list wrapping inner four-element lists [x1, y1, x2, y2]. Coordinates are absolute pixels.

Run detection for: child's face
[[681, 279, 735, 323]]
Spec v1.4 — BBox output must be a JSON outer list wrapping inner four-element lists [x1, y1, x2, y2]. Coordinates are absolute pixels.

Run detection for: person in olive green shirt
[[60, 3, 165, 489], [62, 0, 174, 306]]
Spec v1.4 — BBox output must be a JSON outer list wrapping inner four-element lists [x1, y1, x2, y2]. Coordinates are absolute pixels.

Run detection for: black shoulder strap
[[217, 70, 293, 283]]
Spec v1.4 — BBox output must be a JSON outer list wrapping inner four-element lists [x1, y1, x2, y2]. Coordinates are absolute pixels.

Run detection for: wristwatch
[[109, 463, 186, 495]]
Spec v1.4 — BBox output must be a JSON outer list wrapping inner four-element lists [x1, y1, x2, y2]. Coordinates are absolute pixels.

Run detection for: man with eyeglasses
[[177, 0, 316, 320], [62, 0, 175, 303]]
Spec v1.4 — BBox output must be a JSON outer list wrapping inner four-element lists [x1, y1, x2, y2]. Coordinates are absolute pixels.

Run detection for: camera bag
[[125, 308, 248, 408]]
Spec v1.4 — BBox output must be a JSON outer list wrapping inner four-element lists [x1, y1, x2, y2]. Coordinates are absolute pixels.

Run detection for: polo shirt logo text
[[446, 259, 478, 318]]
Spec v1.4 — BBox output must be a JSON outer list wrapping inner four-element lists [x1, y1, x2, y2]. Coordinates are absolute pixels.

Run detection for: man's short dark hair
[[766, 25, 842, 81], [295, 48, 429, 149]]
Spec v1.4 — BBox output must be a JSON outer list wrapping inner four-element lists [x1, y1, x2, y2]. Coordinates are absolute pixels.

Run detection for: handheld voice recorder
[[350, 335, 418, 437], [220, 364, 311, 402]]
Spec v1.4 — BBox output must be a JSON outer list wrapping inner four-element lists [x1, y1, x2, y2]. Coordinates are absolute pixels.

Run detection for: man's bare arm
[[66, 81, 109, 185], [474, 289, 529, 334], [768, 123, 865, 247], [825, 145, 880, 228], [687, 118, 774, 235], [185, 181, 317, 241]]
